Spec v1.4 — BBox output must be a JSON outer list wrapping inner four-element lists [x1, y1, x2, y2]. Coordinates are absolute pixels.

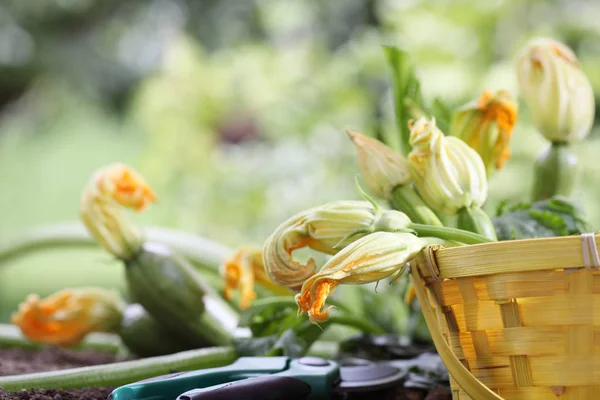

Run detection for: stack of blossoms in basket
[[0, 36, 596, 400]]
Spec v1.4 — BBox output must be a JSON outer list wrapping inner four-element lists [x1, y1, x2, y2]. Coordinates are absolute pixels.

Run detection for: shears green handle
[[109, 357, 340, 400]]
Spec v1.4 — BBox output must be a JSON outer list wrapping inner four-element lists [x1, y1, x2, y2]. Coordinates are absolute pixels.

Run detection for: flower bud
[[80, 163, 157, 261], [346, 130, 411, 199], [11, 288, 125, 346], [263, 200, 413, 290], [516, 37, 595, 143], [408, 117, 488, 215], [222, 247, 291, 309], [450, 90, 518, 174], [295, 232, 432, 324]]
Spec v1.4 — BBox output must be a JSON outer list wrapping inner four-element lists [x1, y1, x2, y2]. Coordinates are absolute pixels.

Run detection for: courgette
[[125, 242, 239, 347], [119, 303, 196, 357]]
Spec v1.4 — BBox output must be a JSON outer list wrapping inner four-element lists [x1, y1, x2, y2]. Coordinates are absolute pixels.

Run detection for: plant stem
[[409, 223, 493, 244], [0, 324, 123, 354], [456, 207, 498, 241], [0, 346, 237, 391], [390, 186, 443, 226], [327, 315, 386, 335], [0, 222, 231, 273], [532, 142, 579, 201], [0, 223, 230, 308]]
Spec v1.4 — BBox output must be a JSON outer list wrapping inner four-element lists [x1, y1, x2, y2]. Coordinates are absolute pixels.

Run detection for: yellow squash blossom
[[346, 130, 412, 199], [516, 37, 595, 143], [450, 90, 518, 175], [262, 200, 413, 291], [408, 117, 488, 215], [222, 247, 291, 309], [295, 231, 441, 324], [80, 163, 157, 261], [12, 288, 124, 347]]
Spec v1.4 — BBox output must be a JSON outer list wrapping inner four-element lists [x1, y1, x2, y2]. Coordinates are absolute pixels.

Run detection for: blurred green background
[[1, 0, 600, 321]]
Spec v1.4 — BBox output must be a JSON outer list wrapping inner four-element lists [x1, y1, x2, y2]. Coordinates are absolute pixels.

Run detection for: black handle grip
[[179, 375, 311, 400]]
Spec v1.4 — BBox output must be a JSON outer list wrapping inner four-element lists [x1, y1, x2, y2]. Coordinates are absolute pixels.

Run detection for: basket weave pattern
[[411, 234, 600, 400]]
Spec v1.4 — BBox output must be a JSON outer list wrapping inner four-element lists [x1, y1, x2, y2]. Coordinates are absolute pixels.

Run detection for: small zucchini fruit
[[125, 242, 239, 348], [119, 303, 196, 357]]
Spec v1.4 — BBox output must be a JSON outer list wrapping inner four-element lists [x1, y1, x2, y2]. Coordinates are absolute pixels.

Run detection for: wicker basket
[[409, 233, 600, 400]]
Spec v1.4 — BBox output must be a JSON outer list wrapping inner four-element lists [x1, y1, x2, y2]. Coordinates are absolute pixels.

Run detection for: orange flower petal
[[307, 279, 338, 324], [11, 289, 122, 347]]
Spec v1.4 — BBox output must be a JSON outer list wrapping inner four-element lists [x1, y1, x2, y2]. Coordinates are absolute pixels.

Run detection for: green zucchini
[[125, 242, 239, 348], [118, 303, 196, 357]]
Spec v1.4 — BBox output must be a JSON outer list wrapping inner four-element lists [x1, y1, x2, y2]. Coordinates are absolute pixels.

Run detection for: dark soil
[[0, 348, 119, 376], [0, 347, 452, 400], [0, 388, 113, 400], [0, 348, 119, 400]]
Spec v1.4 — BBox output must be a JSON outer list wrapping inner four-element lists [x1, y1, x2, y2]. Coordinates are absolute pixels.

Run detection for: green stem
[[456, 207, 498, 241], [326, 315, 386, 335], [0, 324, 123, 354], [0, 346, 237, 391], [409, 223, 492, 244], [532, 142, 579, 202], [390, 186, 443, 226], [0, 222, 230, 276]]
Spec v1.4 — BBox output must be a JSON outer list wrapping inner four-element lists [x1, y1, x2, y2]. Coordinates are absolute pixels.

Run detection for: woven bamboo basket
[[409, 233, 600, 400]]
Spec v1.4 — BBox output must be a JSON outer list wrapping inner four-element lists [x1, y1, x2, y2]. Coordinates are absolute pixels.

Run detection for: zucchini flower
[[80, 163, 157, 261], [262, 200, 414, 291], [516, 37, 595, 143], [409, 117, 487, 215], [295, 232, 443, 324], [264, 197, 493, 290], [347, 130, 442, 226], [409, 117, 496, 240], [517, 38, 595, 201], [221, 247, 292, 310], [450, 90, 518, 175], [11, 288, 124, 347], [346, 130, 411, 200]]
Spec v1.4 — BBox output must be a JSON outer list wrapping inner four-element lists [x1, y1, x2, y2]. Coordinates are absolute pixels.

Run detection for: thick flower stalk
[[11, 288, 124, 347], [263, 199, 491, 291], [450, 90, 518, 176], [346, 130, 442, 226], [80, 163, 157, 261], [295, 232, 446, 324], [516, 37, 595, 201], [221, 247, 291, 310], [408, 117, 497, 240]]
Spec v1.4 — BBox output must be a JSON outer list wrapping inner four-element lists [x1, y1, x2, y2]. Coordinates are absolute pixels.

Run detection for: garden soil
[[0, 348, 452, 400]]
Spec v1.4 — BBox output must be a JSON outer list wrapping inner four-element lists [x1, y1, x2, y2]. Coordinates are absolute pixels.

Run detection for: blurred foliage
[[2, 0, 600, 320]]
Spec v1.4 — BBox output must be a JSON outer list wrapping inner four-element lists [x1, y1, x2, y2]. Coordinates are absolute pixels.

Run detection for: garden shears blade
[[108, 356, 407, 400]]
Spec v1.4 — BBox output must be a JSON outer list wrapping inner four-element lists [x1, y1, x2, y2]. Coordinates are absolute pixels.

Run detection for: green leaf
[[492, 196, 591, 241], [237, 298, 298, 337], [234, 295, 387, 357], [429, 97, 452, 134], [356, 283, 410, 335], [234, 297, 326, 357], [383, 45, 424, 156]]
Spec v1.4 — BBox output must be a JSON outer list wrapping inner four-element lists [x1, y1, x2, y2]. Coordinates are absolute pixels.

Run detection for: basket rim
[[417, 232, 600, 279]]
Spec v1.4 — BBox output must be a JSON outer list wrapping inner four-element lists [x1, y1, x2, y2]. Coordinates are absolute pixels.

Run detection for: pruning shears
[[108, 356, 407, 400]]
